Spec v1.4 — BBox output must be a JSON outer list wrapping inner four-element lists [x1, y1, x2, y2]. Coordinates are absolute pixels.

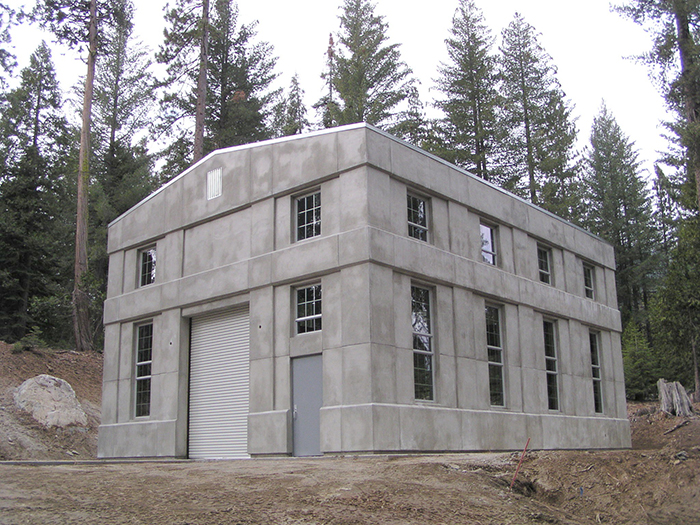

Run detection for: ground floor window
[[590, 331, 603, 413], [411, 285, 434, 400], [296, 284, 322, 334], [543, 320, 559, 411], [135, 322, 153, 417], [485, 305, 505, 406]]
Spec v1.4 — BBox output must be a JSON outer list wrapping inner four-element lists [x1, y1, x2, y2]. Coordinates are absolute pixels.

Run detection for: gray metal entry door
[[292, 354, 323, 456]]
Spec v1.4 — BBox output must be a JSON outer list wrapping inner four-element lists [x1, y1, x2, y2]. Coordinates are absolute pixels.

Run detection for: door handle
[[293, 404, 298, 420]]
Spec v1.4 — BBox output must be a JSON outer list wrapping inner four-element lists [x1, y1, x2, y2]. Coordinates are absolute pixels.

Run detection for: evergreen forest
[[0, 0, 698, 401]]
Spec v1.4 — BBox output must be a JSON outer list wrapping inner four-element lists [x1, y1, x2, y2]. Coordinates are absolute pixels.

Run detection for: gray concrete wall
[[99, 123, 629, 459]]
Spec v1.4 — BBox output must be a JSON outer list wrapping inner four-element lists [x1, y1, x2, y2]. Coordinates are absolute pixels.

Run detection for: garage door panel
[[189, 305, 250, 459]]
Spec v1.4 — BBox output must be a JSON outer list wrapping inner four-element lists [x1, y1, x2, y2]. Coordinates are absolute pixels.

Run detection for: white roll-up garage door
[[189, 305, 250, 459]]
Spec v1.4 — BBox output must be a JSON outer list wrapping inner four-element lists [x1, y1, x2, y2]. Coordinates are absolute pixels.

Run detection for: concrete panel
[[452, 288, 474, 359], [183, 209, 252, 276], [274, 191, 292, 250], [339, 167, 369, 232], [368, 228, 395, 267], [341, 264, 371, 347], [274, 356, 291, 411], [337, 126, 367, 172], [289, 331, 322, 357], [367, 169, 392, 231], [390, 140, 429, 189], [448, 202, 471, 260], [101, 380, 118, 425], [456, 357, 480, 410], [248, 254, 273, 291], [116, 378, 132, 423], [103, 323, 121, 382], [250, 144, 273, 201], [273, 285, 291, 358], [365, 127, 391, 173], [338, 228, 371, 268], [372, 404, 401, 451], [340, 404, 373, 451], [319, 406, 342, 453], [249, 358, 274, 413], [323, 347, 343, 406], [371, 344, 397, 404], [343, 344, 373, 405], [392, 272, 412, 351], [250, 287, 274, 360], [152, 371, 180, 420], [107, 252, 124, 298], [394, 237, 455, 283], [322, 272, 342, 350], [98, 420, 178, 458], [369, 265, 395, 346], [431, 196, 450, 252], [271, 237, 339, 283], [250, 199, 275, 257], [322, 177, 341, 237]]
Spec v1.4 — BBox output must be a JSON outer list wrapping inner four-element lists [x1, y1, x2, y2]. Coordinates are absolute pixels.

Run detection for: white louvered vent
[[189, 305, 250, 459], [207, 167, 222, 200]]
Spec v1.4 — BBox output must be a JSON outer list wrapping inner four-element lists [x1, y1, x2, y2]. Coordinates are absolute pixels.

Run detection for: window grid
[[485, 305, 504, 406], [480, 223, 497, 265], [583, 264, 595, 299], [590, 331, 603, 413], [139, 247, 156, 287], [296, 192, 321, 241], [411, 285, 434, 401], [135, 323, 153, 418], [407, 194, 428, 241], [543, 320, 559, 411], [296, 284, 322, 334], [207, 167, 222, 200], [538, 245, 551, 284]]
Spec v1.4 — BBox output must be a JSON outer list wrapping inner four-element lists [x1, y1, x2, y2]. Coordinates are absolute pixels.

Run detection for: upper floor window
[[139, 247, 157, 287], [407, 193, 429, 241], [485, 305, 505, 406], [590, 331, 603, 413], [296, 284, 322, 334], [135, 322, 153, 418], [583, 263, 595, 299], [411, 285, 434, 401], [537, 245, 552, 285], [296, 191, 321, 241], [480, 223, 497, 265], [543, 320, 559, 411], [207, 167, 222, 200]]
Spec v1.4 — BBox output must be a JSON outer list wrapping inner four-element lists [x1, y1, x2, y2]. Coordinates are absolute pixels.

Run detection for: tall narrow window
[[296, 284, 322, 334], [543, 320, 559, 410], [583, 263, 595, 299], [411, 285, 434, 400], [296, 191, 321, 241], [407, 194, 429, 241], [537, 245, 552, 284], [207, 167, 222, 200], [590, 331, 603, 413], [139, 247, 156, 287], [485, 305, 504, 406], [135, 323, 153, 417], [480, 223, 497, 265]]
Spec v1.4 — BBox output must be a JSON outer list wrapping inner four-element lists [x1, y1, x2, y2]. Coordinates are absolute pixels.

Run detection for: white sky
[[5, 0, 670, 177]]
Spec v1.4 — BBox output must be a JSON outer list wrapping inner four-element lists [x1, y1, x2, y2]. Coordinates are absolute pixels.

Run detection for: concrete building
[[98, 123, 631, 459]]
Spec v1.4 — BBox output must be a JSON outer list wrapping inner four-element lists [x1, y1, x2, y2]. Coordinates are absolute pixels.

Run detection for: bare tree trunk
[[692, 337, 699, 403], [658, 378, 694, 417], [193, 0, 209, 163], [72, 0, 97, 353]]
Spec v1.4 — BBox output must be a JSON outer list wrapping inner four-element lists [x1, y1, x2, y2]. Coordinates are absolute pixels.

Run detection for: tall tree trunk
[[673, 2, 700, 212], [692, 336, 699, 403], [193, 0, 209, 163], [73, 0, 97, 353]]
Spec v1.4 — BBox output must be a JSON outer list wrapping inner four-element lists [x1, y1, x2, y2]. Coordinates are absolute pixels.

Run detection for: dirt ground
[[1, 342, 699, 525]]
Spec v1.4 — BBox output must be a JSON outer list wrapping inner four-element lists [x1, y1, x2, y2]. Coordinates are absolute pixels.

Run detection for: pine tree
[[273, 73, 309, 137], [206, 0, 278, 151], [497, 13, 579, 210], [34, 0, 119, 351], [583, 104, 656, 328], [322, 0, 417, 132], [0, 2, 17, 87], [156, 0, 210, 174], [434, 0, 499, 179], [0, 43, 73, 343]]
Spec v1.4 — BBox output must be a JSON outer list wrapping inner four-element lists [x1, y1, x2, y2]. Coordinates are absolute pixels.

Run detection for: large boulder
[[14, 374, 88, 428]]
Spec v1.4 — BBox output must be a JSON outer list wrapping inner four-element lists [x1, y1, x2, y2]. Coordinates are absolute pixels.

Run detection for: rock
[[14, 375, 88, 428]]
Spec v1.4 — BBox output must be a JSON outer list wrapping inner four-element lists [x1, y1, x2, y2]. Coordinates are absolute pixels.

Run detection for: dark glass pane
[[543, 322, 556, 357], [488, 348, 502, 364], [413, 334, 432, 352], [593, 381, 603, 413], [488, 364, 504, 406], [547, 374, 558, 410], [137, 363, 151, 378], [485, 306, 500, 348], [413, 353, 433, 400], [546, 358, 557, 372]]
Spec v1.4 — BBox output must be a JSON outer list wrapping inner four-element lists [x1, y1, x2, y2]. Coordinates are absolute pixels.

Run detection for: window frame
[[583, 263, 595, 300], [589, 331, 603, 414], [295, 283, 322, 334], [138, 246, 157, 288], [537, 244, 552, 285], [407, 192, 429, 242], [411, 284, 435, 401], [485, 304, 505, 407], [295, 190, 322, 242], [134, 322, 153, 418], [480, 222, 498, 266], [543, 319, 559, 411]]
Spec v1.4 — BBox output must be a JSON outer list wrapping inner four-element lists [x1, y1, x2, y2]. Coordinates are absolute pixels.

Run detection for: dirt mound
[[0, 341, 102, 461]]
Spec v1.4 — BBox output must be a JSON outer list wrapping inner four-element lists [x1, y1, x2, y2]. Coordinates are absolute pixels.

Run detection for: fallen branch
[[663, 420, 690, 435]]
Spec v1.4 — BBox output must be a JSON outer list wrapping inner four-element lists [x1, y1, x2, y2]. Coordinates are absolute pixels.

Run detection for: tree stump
[[657, 379, 695, 417]]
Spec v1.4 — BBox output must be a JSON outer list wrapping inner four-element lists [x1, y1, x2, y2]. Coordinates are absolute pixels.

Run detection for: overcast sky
[[6, 0, 670, 177]]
